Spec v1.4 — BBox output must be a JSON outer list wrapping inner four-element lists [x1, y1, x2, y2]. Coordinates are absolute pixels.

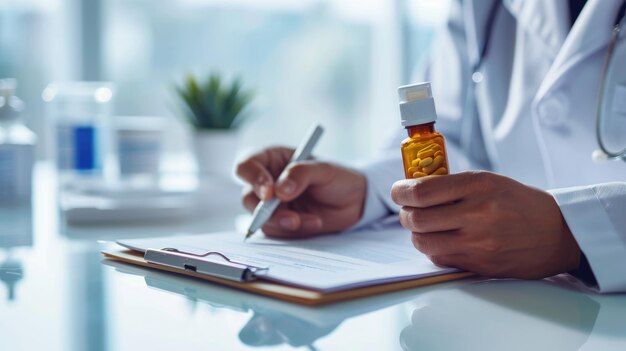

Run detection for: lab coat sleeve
[[351, 149, 404, 229], [550, 182, 626, 293]]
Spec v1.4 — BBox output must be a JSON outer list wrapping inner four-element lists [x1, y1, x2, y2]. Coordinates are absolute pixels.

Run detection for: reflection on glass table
[[400, 276, 626, 351], [104, 259, 428, 350], [0, 204, 33, 301]]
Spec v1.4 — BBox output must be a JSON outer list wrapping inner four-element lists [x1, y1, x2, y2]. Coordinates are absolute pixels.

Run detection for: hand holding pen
[[236, 124, 367, 240]]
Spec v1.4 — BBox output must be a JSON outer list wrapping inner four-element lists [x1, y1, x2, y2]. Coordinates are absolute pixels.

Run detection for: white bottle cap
[[398, 82, 437, 127]]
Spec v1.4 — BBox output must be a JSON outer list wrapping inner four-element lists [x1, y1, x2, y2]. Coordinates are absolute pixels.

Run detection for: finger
[[391, 171, 489, 208], [236, 147, 295, 181], [243, 190, 323, 228], [242, 189, 260, 212], [261, 210, 323, 238], [399, 201, 469, 233], [411, 231, 465, 256], [428, 254, 470, 269], [428, 254, 493, 277], [242, 196, 297, 228], [274, 161, 335, 201], [236, 158, 275, 200]]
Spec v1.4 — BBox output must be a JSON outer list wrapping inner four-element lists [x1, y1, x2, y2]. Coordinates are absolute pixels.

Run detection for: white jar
[[114, 116, 165, 178]]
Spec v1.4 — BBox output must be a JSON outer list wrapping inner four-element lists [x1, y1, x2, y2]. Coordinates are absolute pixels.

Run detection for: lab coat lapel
[[465, 0, 566, 63], [535, 0, 622, 102], [503, 0, 569, 58], [464, 0, 500, 65]]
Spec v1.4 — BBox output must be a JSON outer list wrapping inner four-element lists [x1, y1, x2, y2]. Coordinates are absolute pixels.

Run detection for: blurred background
[[1, 0, 450, 167]]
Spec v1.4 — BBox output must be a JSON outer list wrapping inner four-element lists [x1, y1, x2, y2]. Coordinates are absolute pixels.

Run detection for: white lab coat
[[358, 0, 626, 292]]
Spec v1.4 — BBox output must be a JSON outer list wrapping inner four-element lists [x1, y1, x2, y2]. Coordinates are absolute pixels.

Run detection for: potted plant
[[174, 73, 253, 179]]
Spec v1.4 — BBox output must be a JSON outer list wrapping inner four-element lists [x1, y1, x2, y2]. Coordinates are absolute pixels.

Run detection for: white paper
[[117, 226, 457, 292]]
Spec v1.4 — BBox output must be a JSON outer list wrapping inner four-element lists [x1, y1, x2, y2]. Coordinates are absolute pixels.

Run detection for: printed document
[[118, 226, 457, 292]]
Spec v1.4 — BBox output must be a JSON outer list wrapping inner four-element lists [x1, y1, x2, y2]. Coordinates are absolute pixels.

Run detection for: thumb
[[274, 161, 335, 201]]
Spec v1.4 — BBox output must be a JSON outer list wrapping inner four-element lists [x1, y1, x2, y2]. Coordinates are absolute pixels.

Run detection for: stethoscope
[[468, 1, 626, 164], [593, 0, 626, 163]]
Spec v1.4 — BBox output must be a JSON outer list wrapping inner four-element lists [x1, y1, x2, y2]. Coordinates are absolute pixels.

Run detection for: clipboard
[[143, 248, 268, 282], [102, 247, 474, 306]]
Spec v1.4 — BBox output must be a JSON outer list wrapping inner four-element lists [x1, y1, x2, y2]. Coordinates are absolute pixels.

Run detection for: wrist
[[555, 200, 582, 272], [568, 253, 598, 287], [348, 170, 389, 230]]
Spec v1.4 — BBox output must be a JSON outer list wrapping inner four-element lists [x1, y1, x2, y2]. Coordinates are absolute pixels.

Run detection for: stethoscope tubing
[[469, 1, 626, 163], [595, 5, 626, 161]]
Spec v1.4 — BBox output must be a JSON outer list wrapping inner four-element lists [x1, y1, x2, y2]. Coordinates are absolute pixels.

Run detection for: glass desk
[[1, 164, 625, 351]]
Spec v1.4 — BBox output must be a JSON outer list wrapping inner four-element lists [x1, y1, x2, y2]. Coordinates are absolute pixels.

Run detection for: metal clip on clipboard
[[144, 248, 268, 282]]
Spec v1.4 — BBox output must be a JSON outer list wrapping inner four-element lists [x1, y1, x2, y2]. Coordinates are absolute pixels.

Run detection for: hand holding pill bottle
[[397, 82, 449, 179]]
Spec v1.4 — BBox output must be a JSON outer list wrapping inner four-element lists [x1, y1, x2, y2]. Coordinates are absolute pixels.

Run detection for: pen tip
[[244, 230, 254, 242]]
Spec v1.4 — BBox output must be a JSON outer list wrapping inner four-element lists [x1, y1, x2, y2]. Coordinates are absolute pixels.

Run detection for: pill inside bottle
[[397, 82, 449, 179]]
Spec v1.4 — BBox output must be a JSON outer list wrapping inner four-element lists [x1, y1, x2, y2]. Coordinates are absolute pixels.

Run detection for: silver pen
[[245, 124, 324, 241]]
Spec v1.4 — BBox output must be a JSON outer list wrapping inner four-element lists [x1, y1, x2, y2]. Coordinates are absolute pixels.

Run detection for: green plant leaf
[[172, 72, 254, 130]]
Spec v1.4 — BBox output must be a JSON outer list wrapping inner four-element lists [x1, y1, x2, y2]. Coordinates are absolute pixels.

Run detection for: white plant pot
[[193, 130, 239, 179]]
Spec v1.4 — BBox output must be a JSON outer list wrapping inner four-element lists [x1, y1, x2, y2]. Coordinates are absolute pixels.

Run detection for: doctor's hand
[[391, 171, 581, 279], [236, 147, 366, 238]]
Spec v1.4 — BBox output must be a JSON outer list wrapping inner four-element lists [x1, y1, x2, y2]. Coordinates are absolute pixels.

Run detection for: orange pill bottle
[[398, 82, 449, 179]]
